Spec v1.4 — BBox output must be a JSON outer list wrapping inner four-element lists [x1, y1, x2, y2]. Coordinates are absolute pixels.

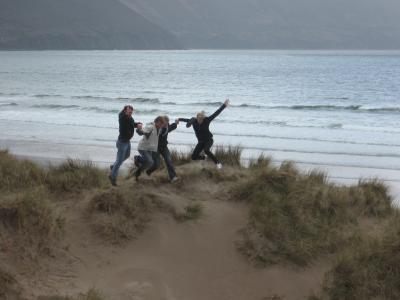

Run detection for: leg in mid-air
[[191, 142, 206, 161], [146, 152, 161, 176], [160, 147, 178, 182], [203, 139, 222, 169], [133, 150, 154, 180]]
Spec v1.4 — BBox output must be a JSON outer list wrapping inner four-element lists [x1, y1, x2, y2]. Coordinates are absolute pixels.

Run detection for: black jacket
[[158, 123, 177, 151], [118, 112, 140, 142], [179, 103, 226, 142]]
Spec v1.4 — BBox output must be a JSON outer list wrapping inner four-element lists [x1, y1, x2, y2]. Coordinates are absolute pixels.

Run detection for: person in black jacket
[[109, 105, 142, 186], [179, 99, 229, 169], [146, 116, 179, 182]]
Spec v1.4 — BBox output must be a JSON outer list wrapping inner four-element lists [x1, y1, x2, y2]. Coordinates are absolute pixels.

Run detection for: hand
[[224, 99, 230, 107], [137, 123, 143, 130], [175, 119, 180, 125]]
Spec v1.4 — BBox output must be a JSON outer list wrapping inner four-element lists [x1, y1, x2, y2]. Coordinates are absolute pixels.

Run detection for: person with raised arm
[[109, 105, 142, 186], [146, 116, 179, 182], [179, 99, 230, 169]]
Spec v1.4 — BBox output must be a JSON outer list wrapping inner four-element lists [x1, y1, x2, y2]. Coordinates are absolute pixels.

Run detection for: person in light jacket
[[132, 116, 165, 181], [146, 116, 179, 182]]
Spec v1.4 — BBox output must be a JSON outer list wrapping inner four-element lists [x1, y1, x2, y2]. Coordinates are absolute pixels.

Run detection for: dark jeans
[[147, 147, 177, 180], [136, 150, 155, 172], [111, 139, 131, 181], [191, 138, 219, 164]]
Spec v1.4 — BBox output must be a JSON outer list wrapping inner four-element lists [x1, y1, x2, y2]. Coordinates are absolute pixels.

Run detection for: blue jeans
[[111, 140, 131, 181], [137, 150, 155, 172], [147, 147, 177, 180]]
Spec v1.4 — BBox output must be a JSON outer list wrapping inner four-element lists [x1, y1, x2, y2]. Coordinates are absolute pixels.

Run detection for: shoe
[[108, 175, 117, 186], [216, 163, 223, 170], [170, 177, 179, 183]]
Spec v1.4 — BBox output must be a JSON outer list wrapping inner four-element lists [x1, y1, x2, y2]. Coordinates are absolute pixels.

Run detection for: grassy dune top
[[0, 148, 399, 300]]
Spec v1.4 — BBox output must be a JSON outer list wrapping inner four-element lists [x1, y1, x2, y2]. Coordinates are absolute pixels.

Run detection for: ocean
[[0, 50, 400, 187]]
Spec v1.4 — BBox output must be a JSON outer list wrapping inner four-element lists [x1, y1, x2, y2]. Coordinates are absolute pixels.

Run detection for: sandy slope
[[11, 165, 328, 300]]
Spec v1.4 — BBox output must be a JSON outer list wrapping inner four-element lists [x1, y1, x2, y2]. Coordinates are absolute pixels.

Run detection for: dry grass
[[0, 188, 64, 256], [170, 148, 193, 166], [87, 187, 153, 244], [0, 268, 21, 299], [174, 202, 203, 222], [233, 162, 394, 267], [38, 288, 105, 300], [0, 150, 46, 191], [215, 145, 243, 167], [311, 215, 400, 300], [46, 159, 108, 193]]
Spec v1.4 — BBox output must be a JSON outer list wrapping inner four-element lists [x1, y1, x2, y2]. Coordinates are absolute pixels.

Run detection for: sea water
[[0, 50, 399, 185]]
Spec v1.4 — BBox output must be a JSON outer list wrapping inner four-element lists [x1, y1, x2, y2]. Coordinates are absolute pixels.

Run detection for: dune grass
[[233, 162, 394, 267], [0, 188, 64, 256], [0, 150, 46, 191], [0, 268, 20, 299], [311, 216, 400, 300], [174, 202, 204, 222], [46, 159, 108, 193], [38, 288, 105, 300], [215, 145, 243, 167], [87, 187, 153, 244], [170, 148, 193, 166]]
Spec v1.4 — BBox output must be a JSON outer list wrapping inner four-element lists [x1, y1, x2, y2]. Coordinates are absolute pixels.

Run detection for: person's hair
[[162, 115, 170, 123], [121, 105, 133, 114], [197, 111, 206, 118], [154, 116, 164, 124]]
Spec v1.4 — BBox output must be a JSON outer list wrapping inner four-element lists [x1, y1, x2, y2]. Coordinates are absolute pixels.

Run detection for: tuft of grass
[[0, 268, 21, 299], [234, 162, 394, 267], [170, 148, 193, 166], [175, 202, 203, 222], [87, 187, 152, 244], [215, 145, 242, 167], [248, 153, 272, 170], [38, 288, 106, 300], [46, 159, 107, 193], [0, 188, 64, 255], [313, 216, 400, 300], [0, 150, 46, 191]]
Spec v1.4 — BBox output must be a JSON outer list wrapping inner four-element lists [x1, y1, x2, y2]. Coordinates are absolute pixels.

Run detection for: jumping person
[[109, 105, 142, 186], [132, 116, 165, 181], [146, 116, 179, 182], [179, 99, 229, 169]]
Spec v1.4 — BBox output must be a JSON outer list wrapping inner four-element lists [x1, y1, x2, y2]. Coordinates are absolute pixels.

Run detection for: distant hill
[[1, 0, 400, 50], [0, 0, 182, 50], [121, 0, 400, 49]]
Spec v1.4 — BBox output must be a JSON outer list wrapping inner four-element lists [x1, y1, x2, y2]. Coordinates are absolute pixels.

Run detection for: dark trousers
[[147, 147, 177, 180], [191, 138, 219, 164]]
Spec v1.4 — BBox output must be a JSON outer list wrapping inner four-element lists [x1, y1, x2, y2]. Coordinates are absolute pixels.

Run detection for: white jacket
[[137, 122, 161, 152]]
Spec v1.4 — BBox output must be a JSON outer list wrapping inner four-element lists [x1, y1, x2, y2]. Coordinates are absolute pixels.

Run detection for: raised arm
[[208, 99, 230, 122]]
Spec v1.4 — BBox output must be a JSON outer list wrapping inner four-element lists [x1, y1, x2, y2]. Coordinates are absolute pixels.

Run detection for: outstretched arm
[[208, 99, 230, 122], [179, 117, 196, 128]]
